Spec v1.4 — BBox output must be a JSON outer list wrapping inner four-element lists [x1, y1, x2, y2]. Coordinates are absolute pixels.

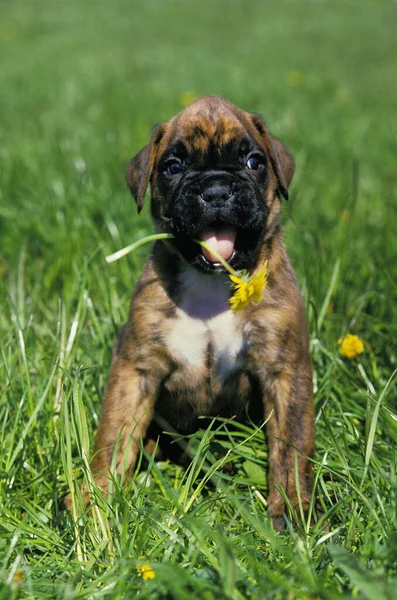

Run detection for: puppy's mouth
[[199, 226, 237, 265], [164, 215, 265, 274], [168, 221, 261, 274]]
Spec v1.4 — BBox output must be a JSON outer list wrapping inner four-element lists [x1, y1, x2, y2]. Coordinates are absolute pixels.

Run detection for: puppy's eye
[[165, 160, 182, 176], [246, 156, 264, 171]]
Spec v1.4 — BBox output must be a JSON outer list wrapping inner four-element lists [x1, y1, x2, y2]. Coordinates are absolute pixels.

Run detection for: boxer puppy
[[73, 96, 315, 529]]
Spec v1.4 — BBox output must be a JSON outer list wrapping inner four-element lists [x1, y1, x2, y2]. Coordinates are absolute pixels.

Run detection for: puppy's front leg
[[91, 355, 158, 484], [265, 368, 315, 530], [64, 354, 157, 510]]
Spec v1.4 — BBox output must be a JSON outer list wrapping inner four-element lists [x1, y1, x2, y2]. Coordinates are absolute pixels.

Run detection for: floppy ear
[[268, 134, 295, 200], [126, 124, 165, 213], [250, 115, 295, 200]]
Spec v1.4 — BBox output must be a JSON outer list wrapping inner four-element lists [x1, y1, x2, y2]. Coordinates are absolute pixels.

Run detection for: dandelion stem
[[105, 233, 174, 263], [106, 232, 240, 277]]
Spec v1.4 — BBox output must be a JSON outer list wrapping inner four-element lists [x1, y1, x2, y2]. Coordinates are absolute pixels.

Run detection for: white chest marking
[[167, 269, 245, 380]]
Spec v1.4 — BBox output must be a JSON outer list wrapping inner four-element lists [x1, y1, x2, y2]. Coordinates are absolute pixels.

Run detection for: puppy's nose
[[201, 181, 233, 203]]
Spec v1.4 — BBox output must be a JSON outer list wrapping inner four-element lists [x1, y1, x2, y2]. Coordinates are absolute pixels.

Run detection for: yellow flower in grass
[[338, 333, 364, 359], [0, 25, 16, 43], [285, 70, 304, 88], [229, 261, 269, 312], [180, 90, 198, 107], [136, 562, 156, 580]]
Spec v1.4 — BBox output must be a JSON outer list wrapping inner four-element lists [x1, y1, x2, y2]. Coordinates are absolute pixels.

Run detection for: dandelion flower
[[229, 262, 269, 312], [285, 70, 304, 88], [338, 333, 364, 359], [136, 562, 156, 580], [180, 90, 198, 107]]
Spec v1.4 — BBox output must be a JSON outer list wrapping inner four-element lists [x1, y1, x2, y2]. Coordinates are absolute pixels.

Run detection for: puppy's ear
[[126, 124, 165, 213], [250, 115, 295, 200], [268, 134, 295, 200]]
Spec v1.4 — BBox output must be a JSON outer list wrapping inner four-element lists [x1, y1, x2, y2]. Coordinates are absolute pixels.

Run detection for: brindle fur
[[67, 97, 314, 528]]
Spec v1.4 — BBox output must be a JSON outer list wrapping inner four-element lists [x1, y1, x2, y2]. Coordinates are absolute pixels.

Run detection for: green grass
[[1, 0, 397, 597]]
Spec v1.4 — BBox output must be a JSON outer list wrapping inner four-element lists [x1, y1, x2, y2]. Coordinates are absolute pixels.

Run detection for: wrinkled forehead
[[157, 98, 262, 158]]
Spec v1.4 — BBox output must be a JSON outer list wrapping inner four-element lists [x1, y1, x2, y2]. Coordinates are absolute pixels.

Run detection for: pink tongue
[[201, 227, 236, 263]]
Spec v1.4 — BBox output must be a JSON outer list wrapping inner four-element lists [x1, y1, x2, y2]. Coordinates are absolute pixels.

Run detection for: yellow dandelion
[[12, 570, 24, 585], [338, 333, 364, 359], [229, 261, 268, 312], [180, 90, 198, 107], [341, 210, 350, 223], [136, 562, 156, 580], [285, 70, 304, 88], [0, 25, 17, 43]]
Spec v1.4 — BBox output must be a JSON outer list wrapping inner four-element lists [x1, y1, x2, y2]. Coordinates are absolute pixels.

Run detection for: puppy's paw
[[63, 492, 73, 512], [63, 486, 90, 512], [269, 507, 326, 531], [63, 475, 110, 511], [270, 514, 286, 531]]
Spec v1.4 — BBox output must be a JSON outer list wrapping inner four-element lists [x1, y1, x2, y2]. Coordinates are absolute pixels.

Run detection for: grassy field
[[1, 0, 397, 597]]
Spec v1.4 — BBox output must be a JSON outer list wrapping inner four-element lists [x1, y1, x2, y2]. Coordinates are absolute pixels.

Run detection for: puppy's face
[[127, 96, 294, 273]]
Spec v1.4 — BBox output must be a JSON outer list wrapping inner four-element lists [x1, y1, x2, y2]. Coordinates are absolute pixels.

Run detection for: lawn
[[0, 0, 396, 598]]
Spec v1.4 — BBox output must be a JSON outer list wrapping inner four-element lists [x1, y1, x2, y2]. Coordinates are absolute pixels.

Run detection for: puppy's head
[[126, 96, 294, 273]]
